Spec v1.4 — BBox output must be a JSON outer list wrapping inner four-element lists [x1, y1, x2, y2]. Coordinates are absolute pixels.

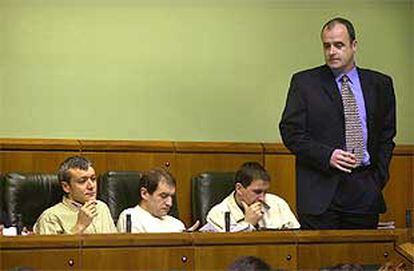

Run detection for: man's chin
[[153, 212, 168, 218], [327, 64, 347, 74], [160, 210, 170, 217], [85, 195, 97, 202], [327, 63, 340, 69]]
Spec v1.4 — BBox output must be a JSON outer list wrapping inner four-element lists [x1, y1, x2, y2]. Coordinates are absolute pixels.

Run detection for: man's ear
[[61, 181, 71, 194], [140, 187, 149, 200], [351, 39, 358, 53], [235, 182, 243, 196]]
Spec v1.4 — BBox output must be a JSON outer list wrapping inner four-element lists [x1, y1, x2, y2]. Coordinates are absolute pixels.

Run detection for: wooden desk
[[80, 233, 193, 270], [396, 242, 414, 264], [192, 231, 297, 270], [0, 229, 409, 270], [0, 235, 82, 270]]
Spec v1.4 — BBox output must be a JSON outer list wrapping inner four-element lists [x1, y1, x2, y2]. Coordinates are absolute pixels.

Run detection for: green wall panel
[[0, 0, 412, 143]]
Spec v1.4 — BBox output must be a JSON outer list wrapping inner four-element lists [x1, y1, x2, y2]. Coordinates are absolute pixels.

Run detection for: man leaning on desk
[[33, 156, 116, 234], [203, 162, 300, 232]]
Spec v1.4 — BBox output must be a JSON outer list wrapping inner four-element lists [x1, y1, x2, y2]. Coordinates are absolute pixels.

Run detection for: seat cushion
[[3, 173, 63, 230], [191, 172, 235, 225]]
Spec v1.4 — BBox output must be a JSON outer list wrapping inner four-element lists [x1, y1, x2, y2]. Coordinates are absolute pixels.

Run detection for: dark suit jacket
[[279, 65, 396, 215]]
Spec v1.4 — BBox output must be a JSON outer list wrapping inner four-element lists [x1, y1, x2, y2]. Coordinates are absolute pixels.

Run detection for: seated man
[[205, 162, 300, 232], [34, 156, 116, 234], [117, 168, 197, 233]]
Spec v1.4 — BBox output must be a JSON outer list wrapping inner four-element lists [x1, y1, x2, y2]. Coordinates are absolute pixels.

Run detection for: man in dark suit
[[279, 17, 396, 229]]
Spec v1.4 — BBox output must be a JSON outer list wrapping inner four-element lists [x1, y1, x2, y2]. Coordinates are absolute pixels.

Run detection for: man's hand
[[72, 200, 97, 234], [241, 201, 263, 226], [186, 220, 200, 232], [330, 149, 357, 173]]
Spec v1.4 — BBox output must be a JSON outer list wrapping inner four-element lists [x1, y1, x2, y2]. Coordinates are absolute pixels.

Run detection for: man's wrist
[[71, 223, 86, 234]]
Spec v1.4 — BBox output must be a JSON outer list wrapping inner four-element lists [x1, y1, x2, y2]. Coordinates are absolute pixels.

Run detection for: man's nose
[[257, 194, 265, 202], [165, 196, 173, 207], [329, 45, 336, 55], [86, 179, 95, 189]]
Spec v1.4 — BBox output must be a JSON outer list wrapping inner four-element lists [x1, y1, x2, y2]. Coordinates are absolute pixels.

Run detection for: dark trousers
[[300, 167, 382, 230]]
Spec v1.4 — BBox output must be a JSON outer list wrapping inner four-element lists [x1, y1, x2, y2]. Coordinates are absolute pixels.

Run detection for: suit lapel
[[358, 68, 374, 115], [320, 65, 344, 116]]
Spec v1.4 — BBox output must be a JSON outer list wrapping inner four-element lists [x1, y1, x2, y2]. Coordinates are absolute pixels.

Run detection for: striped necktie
[[340, 75, 364, 166]]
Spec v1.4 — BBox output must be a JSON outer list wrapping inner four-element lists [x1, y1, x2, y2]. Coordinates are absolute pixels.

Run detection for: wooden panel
[[297, 242, 395, 269], [0, 151, 79, 173], [396, 242, 414, 264], [192, 231, 297, 270], [294, 229, 400, 243], [395, 242, 414, 270], [191, 231, 297, 245], [0, 138, 80, 151], [262, 143, 291, 154], [175, 153, 263, 225], [194, 245, 296, 270], [2, 249, 81, 270], [0, 235, 81, 249], [296, 229, 406, 269], [80, 232, 192, 247], [264, 154, 296, 215], [79, 140, 173, 152], [1, 235, 81, 270], [80, 233, 193, 270], [174, 141, 263, 153], [82, 152, 175, 173], [81, 247, 193, 270], [0, 230, 408, 270], [381, 155, 413, 228]]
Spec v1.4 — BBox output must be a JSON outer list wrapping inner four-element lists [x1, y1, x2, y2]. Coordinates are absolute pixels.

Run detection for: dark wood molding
[[174, 141, 263, 154], [79, 140, 174, 152], [0, 138, 80, 151], [0, 138, 412, 155], [262, 143, 291, 154]]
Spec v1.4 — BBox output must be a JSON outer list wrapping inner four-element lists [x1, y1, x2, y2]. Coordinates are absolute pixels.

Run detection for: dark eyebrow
[[76, 175, 96, 181]]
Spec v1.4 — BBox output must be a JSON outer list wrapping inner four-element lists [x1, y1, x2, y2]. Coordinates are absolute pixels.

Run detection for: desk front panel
[[1, 230, 409, 270], [297, 242, 396, 269], [81, 246, 193, 270], [1, 248, 81, 270], [194, 244, 296, 270]]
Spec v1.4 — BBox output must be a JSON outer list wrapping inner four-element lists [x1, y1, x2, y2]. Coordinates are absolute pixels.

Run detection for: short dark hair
[[138, 168, 176, 203], [234, 162, 270, 188], [228, 256, 272, 271], [57, 156, 93, 184], [321, 17, 356, 42]]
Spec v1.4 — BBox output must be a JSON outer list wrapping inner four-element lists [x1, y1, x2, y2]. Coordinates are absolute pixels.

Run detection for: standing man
[[34, 156, 116, 234], [279, 17, 396, 229]]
